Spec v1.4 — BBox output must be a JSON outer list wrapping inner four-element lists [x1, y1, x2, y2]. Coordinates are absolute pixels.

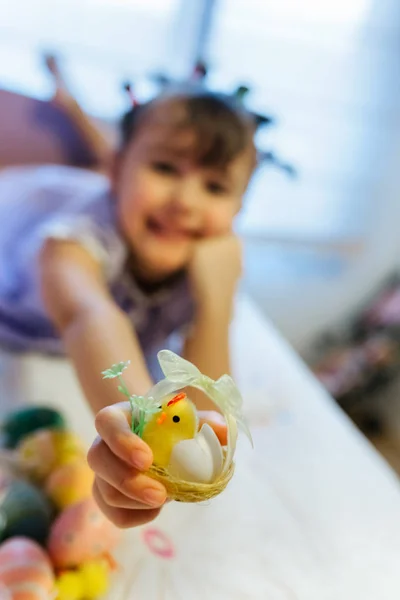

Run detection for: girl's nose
[[169, 176, 202, 214]]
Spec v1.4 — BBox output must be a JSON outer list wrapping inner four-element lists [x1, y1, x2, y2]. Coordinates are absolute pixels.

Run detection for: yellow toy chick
[[142, 393, 198, 466], [56, 559, 110, 600]]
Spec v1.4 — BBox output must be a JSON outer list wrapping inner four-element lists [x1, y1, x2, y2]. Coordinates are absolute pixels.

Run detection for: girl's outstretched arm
[[40, 239, 166, 527], [40, 239, 152, 412]]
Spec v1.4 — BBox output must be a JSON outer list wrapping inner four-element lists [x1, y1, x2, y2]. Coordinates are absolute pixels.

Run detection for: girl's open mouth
[[146, 217, 197, 241]]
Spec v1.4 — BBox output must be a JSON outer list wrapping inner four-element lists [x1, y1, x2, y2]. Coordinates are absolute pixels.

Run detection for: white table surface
[[1, 294, 400, 599]]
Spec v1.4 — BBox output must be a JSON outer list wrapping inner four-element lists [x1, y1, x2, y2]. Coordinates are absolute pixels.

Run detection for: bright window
[[208, 0, 376, 240], [0, 0, 180, 116]]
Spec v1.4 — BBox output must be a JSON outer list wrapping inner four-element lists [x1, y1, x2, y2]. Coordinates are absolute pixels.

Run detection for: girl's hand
[[88, 403, 167, 529], [189, 235, 242, 315]]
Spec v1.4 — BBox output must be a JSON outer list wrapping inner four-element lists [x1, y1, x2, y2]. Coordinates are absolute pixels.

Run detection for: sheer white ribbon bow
[[148, 350, 253, 447]]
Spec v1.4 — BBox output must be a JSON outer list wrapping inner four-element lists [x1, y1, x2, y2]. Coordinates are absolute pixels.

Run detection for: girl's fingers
[[95, 402, 153, 471], [93, 480, 161, 529], [87, 438, 166, 508], [95, 477, 156, 510]]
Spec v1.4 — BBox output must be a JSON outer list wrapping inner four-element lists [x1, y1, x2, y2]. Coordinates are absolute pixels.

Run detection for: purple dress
[[0, 165, 194, 379]]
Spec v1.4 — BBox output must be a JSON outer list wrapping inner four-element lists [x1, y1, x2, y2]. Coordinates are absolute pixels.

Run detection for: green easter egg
[[0, 479, 54, 545], [2, 406, 66, 449]]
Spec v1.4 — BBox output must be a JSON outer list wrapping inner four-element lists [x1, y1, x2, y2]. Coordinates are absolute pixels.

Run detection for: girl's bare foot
[[43, 52, 75, 109]]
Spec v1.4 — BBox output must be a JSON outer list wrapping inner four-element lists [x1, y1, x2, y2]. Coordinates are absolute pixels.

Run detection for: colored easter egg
[[2, 406, 65, 449], [48, 497, 121, 568], [0, 584, 11, 599], [45, 460, 94, 510], [0, 480, 53, 545], [16, 430, 56, 480], [51, 430, 86, 466], [0, 537, 55, 600], [17, 429, 85, 481]]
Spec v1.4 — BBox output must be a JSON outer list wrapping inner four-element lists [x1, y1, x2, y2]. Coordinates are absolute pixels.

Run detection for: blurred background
[[1, 0, 400, 466]]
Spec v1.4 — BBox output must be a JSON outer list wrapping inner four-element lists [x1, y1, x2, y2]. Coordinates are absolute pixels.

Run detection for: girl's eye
[[152, 161, 178, 175], [206, 181, 227, 195]]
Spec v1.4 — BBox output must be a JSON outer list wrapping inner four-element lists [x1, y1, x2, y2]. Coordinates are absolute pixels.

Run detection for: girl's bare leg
[[44, 53, 114, 171]]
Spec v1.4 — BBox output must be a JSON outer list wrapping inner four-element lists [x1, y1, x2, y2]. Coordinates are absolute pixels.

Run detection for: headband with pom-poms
[[152, 61, 209, 90], [191, 60, 208, 82], [231, 85, 296, 176], [120, 81, 141, 145], [151, 72, 171, 89], [121, 66, 297, 177], [232, 85, 275, 129], [122, 81, 140, 108], [258, 150, 297, 178]]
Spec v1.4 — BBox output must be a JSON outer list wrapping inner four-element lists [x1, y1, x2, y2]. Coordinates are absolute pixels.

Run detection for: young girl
[[0, 68, 257, 528]]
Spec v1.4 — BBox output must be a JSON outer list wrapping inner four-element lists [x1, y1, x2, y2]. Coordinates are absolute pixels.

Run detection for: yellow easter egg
[[18, 429, 58, 480], [52, 431, 86, 467], [56, 571, 82, 600], [18, 430, 86, 481], [45, 460, 94, 510], [80, 560, 110, 598]]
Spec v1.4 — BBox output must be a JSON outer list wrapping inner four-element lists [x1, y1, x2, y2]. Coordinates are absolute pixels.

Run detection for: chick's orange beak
[[157, 412, 167, 425]]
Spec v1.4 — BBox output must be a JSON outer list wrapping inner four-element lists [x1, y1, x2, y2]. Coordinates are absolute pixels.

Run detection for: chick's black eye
[[173, 415, 180, 423], [152, 161, 177, 175]]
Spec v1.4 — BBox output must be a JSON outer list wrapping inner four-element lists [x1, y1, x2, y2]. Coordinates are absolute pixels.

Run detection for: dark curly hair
[[120, 89, 257, 171]]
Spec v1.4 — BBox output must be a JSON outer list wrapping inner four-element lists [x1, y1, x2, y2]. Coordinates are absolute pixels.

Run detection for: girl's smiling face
[[113, 97, 256, 282]]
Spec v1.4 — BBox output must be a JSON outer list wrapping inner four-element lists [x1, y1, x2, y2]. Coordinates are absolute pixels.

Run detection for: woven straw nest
[[103, 350, 251, 503], [147, 451, 235, 503]]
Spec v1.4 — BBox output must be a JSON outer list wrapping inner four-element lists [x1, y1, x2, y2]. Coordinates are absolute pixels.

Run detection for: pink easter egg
[[47, 497, 121, 568], [0, 537, 55, 600], [0, 583, 11, 600]]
